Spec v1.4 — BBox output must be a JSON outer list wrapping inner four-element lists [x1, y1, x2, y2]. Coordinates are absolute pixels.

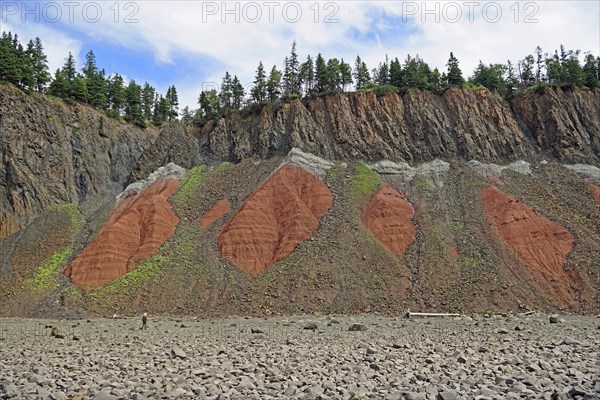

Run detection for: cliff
[[0, 83, 158, 238], [194, 87, 600, 164]]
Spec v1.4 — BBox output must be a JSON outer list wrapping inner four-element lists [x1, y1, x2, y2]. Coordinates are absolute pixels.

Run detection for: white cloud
[[2, 1, 599, 108]]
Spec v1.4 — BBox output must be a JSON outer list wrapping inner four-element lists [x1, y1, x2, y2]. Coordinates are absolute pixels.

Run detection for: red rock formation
[[591, 185, 600, 204], [362, 187, 416, 257], [218, 165, 333, 276], [64, 178, 180, 288], [200, 198, 231, 228], [481, 185, 574, 305]]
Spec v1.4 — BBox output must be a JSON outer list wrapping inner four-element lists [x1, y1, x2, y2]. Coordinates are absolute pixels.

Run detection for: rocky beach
[[1, 314, 598, 399]]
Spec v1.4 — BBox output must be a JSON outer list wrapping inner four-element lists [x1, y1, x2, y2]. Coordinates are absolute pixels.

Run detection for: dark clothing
[[141, 315, 147, 330]]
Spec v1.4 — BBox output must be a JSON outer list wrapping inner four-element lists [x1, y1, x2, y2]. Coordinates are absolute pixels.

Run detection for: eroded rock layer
[[362, 187, 416, 257], [200, 198, 231, 228], [218, 165, 333, 276], [592, 185, 600, 204], [481, 185, 574, 305], [63, 178, 180, 288]]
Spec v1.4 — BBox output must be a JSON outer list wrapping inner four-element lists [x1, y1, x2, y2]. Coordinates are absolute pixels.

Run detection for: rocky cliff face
[[194, 87, 599, 164], [0, 83, 157, 238]]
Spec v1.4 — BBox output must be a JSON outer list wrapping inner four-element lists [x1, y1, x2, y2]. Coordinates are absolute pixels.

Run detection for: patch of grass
[[326, 164, 341, 181], [61, 286, 82, 302], [51, 203, 84, 229], [352, 162, 382, 201], [463, 257, 479, 267], [415, 180, 429, 189], [92, 254, 167, 296], [24, 248, 72, 293], [172, 165, 208, 205], [216, 161, 231, 173]]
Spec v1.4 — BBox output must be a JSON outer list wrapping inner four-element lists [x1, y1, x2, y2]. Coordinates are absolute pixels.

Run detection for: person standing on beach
[[141, 312, 148, 330]]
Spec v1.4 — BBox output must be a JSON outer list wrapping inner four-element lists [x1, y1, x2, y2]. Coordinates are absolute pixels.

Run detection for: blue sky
[[1, 1, 599, 108]]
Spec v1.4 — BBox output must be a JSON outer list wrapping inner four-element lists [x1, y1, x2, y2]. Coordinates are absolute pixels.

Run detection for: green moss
[[216, 161, 231, 172], [24, 248, 72, 293], [51, 203, 84, 229], [172, 165, 208, 205], [352, 162, 382, 200]]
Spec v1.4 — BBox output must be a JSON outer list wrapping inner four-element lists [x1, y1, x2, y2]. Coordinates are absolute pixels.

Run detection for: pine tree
[[180, 106, 193, 125], [339, 59, 353, 91], [374, 56, 390, 86], [470, 62, 506, 94], [47, 69, 67, 98], [266, 66, 282, 103], [141, 83, 155, 121], [124, 79, 143, 125], [446, 52, 464, 86], [31, 37, 50, 91], [389, 57, 403, 88], [107, 73, 126, 116], [535, 46, 545, 83], [314, 53, 327, 93], [20, 41, 35, 90], [71, 75, 88, 102], [166, 85, 179, 120], [505, 60, 519, 97], [219, 72, 233, 109], [283, 41, 300, 95], [299, 55, 314, 96], [545, 51, 562, 85], [198, 89, 220, 117], [251, 61, 267, 103], [353, 56, 371, 90], [326, 58, 341, 91], [231, 76, 245, 110], [519, 55, 535, 85], [582, 53, 599, 89]]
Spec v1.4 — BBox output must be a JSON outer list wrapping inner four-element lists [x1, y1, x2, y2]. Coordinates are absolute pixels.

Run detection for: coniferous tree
[[582, 53, 599, 89], [283, 41, 300, 95], [20, 42, 35, 90], [266, 66, 282, 103], [124, 79, 143, 125], [219, 72, 233, 109], [231, 76, 245, 110], [446, 52, 464, 86], [180, 106, 193, 125], [47, 69, 67, 98], [535, 46, 545, 83], [31, 37, 49, 91], [546, 51, 562, 85], [325, 58, 341, 91], [107, 73, 126, 116], [353, 56, 371, 90], [339, 59, 353, 91], [505, 60, 519, 97], [198, 89, 220, 118], [374, 57, 390, 86], [470, 62, 506, 95], [314, 53, 328, 93], [251, 61, 267, 103], [519, 55, 535, 86], [141, 82, 155, 121], [299, 55, 315, 96], [166, 85, 179, 120], [389, 57, 403, 88]]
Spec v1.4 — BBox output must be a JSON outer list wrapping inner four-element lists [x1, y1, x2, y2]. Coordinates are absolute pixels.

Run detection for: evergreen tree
[[31, 37, 50, 91], [561, 48, 584, 87], [0, 32, 23, 85], [231, 76, 245, 110], [251, 61, 267, 103], [339, 59, 353, 91], [166, 85, 179, 120], [299, 55, 314, 96], [180, 106, 193, 125], [47, 69, 67, 98], [266, 66, 282, 102], [141, 83, 156, 121], [518, 55, 535, 85], [283, 41, 300, 95], [582, 53, 599, 89], [535, 46, 545, 83], [470, 62, 506, 95], [389, 57, 403, 88], [446, 52, 464, 86], [374, 57, 390, 86], [314, 53, 328, 93], [505, 60, 519, 97], [325, 58, 341, 91], [545, 51, 562, 85], [107, 73, 126, 116], [198, 89, 220, 117], [219, 72, 233, 109], [353, 56, 371, 90], [429, 68, 443, 92], [153, 95, 171, 125], [124, 79, 143, 125], [20, 42, 35, 90], [71, 75, 88, 102]]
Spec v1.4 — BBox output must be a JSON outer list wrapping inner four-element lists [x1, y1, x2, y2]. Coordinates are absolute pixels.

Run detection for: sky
[[1, 1, 599, 109]]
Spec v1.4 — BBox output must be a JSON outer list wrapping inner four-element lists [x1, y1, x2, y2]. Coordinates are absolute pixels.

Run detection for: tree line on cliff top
[[1, 31, 599, 128]]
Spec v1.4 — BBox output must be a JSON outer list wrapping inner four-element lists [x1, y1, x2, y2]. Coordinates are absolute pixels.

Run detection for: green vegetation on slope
[[51, 203, 84, 229], [352, 162, 382, 201], [172, 165, 208, 206], [24, 248, 72, 293]]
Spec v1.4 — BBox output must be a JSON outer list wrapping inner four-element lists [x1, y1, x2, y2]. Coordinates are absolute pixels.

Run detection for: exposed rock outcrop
[[592, 185, 600, 203], [63, 177, 181, 288], [218, 165, 333, 276], [0, 84, 157, 232], [481, 185, 575, 306], [362, 187, 416, 257], [192, 88, 599, 164], [563, 164, 600, 185]]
